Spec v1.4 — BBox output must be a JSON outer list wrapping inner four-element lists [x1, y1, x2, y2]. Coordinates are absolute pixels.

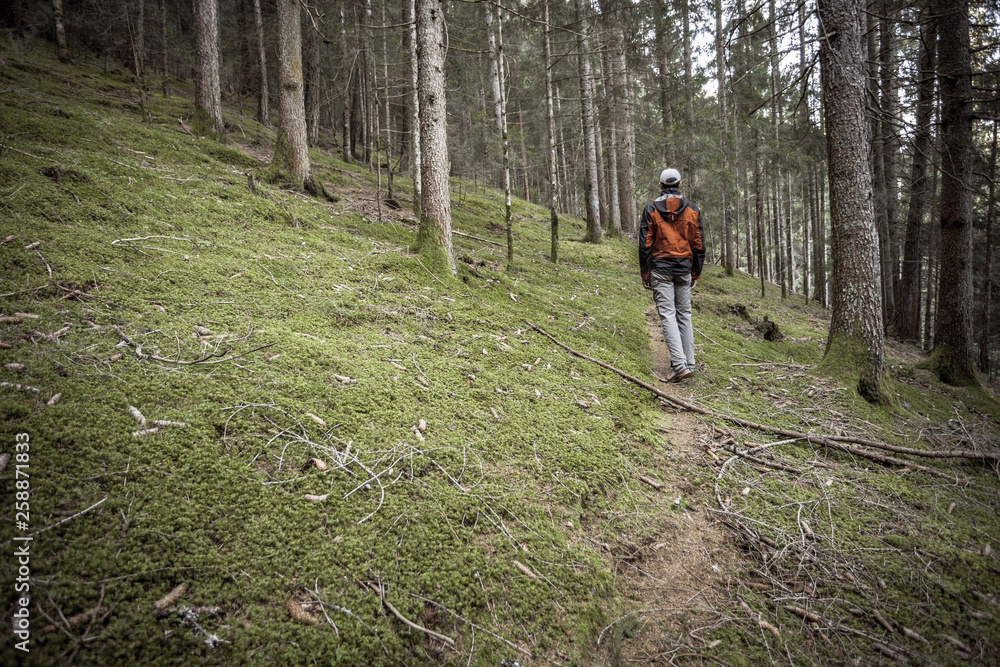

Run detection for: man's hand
[[642, 273, 652, 290]]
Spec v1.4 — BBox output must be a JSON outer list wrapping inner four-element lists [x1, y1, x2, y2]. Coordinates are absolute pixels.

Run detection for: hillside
[[2, 43, 1000, 666]]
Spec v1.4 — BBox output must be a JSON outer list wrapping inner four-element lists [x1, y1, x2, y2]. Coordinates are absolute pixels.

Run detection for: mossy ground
[[1, 41, 999, 666]]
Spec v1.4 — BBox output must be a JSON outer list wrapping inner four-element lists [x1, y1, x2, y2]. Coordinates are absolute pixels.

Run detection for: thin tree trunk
[[980, 122, 997, 375], [159, 0, 168, 78], [756, 146, 765, 297], [786, 175, 794, 293], [193, 0, 224, 137], [590, 74, 607, 228], [406, 0, 421, 216], [769, 0, 784, 298], [52, 0, 69, 63], [895, 8, 935, 340], [252, 0, 269, 125], [576, 0, 601, 243], [802, 178, 809, 303], [818, 0, 888, 402], [415, 0, 456, 274], [485, 4, 513, 264], [654, 1, 672, 163], [304, 12, 322, 145], [717, 0, 732, 274], [879, 1, 899, 331], [543, 0, 559, 263], [932, 0, 976, 385], [601, 40, 622, 236]]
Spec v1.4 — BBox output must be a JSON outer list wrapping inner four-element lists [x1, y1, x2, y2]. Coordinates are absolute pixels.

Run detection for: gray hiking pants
[[651, 271, 695, 371]]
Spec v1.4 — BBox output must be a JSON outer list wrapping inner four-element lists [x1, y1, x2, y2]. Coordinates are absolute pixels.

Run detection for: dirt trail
[[603, 310, 739, 663]]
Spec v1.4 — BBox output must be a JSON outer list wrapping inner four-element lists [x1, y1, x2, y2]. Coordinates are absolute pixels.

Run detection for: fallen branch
[[453, 229, 505, 247], [527, 321, 1000, 481], [2, 496, 108, 546], [382, 596, 455, 646], [112, 325, 274, 365]]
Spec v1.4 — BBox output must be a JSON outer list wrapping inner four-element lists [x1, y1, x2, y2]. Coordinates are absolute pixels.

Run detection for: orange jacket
[[638, 188, 705, 279]]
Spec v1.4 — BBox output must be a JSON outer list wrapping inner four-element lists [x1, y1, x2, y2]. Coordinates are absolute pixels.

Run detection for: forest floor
[[1, 40, 1000, 666]]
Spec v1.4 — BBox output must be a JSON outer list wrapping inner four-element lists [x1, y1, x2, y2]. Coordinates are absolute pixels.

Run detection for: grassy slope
[[1, 43, 998, 666]]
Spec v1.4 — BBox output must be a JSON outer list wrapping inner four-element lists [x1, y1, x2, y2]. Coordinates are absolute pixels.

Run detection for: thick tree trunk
[[932, 0, 976, 385], [543, 0, 559, 263], [273, 0, 313, 191], [52, 0, 69, 63], [194, 0, 224, 137], [818, 0, 888, 402], [895, 9, 935, 341], [576, 0, 601, 243], [415, 0, 456, 274]]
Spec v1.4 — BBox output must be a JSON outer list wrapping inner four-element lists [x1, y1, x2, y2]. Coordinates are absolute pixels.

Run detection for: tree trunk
[[406, 0, 421, 216], [576, 0, 601, 243], [159, 0, 168, 78], [932, 0, 976, 385], [193, 0, 224, 137], [769, 0, 785, 298], [879, 1, 900, 331], [273, 0, 313, 192], [52, 0, 69, 63], [543, 0, 559, 263], [980, 122, 997, 375], [818, 0, 888, 402], [590, 74, 607, 228], [717, 0, 732, 274], [415, 0, 456, 274], [756, 147, 765, 298], [895, 8, 935, 341], [304, 13, 322, 145], [601, 39, 622, 237], [654, 1, 672, 163], [485, 4, 514, 264], [252, 0, 269, 125]]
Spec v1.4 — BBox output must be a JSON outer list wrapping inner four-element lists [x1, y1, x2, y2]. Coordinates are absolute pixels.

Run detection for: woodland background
[[4, 0, 998, 391]]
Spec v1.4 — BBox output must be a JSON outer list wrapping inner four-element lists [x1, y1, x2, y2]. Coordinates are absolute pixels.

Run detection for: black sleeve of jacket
[[638, 204, 653, 276], [691, 205, 706, 277]]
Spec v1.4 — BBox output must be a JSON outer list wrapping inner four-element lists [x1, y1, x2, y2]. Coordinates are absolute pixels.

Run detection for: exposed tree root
[[527, 321, 1000, 488]]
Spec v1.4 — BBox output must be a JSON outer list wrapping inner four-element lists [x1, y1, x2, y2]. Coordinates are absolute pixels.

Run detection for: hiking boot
[[665, 365, 692, 383]]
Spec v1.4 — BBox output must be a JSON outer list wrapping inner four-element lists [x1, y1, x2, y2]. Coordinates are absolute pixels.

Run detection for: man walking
[[639, 168, 705, 382]]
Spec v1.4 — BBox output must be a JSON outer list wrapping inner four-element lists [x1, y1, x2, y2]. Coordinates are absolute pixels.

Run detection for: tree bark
[[818, 0, 888, 402], [932, 0, 976, 385], [894, 8, 935, 341], [576, 0, 601, 243], [543, 0, 559, 263], [252, 0, 269, 125], [980, 123, 997, 376], [193, 0, 224, 137], [769, 0, 785, 298], [406, 0, 421, 216], [304, 12, 322, 145], [485, 4, 514, 264], [717, 0, 733, 274], [159, 0, 168, 78], [52, 0, 69, 63], [879, 0, 900, 331], [273, 0, 313, 191], [415, 0, 456, 275], [654, 1, 673, 163]]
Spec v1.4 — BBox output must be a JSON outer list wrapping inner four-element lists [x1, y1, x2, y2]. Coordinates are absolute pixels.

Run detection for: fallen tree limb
[[527, 321, 1000, 477], [381, 596, 455, 646], [112, 325, 274, 365]]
